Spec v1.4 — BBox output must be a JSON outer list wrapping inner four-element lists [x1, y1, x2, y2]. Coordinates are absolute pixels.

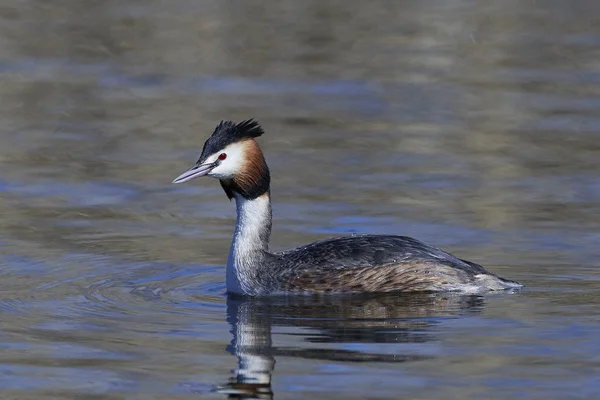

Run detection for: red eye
[[218, 153, 227, 161]]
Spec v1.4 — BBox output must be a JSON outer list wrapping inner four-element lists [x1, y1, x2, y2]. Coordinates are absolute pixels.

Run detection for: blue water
[[1, 1, 600, 399]]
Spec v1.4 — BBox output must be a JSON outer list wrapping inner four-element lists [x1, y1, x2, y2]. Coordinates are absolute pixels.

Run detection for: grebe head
[[172, 119, 270, 200]]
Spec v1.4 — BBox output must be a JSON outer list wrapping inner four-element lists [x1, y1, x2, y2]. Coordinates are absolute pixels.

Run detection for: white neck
[[226, 192, 272, 295]]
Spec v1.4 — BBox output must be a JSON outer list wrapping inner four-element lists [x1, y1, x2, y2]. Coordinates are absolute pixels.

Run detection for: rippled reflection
[[218, 293, 484, 399]]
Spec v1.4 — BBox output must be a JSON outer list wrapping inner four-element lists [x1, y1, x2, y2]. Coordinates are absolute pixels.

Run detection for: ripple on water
[[0, 250, 228, 342], [80, 263, 227, 321]]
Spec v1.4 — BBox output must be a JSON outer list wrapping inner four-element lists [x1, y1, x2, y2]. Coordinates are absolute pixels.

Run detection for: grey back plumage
[[250, 235, 519, 294], [278, 235, 485, 273]]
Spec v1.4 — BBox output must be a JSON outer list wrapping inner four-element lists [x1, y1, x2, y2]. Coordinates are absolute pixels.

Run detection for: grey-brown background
[[1, 0, 599, 399]]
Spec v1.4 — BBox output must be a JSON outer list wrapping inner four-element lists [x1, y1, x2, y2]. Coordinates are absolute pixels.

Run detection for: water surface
[[1, 1, 600, 399]]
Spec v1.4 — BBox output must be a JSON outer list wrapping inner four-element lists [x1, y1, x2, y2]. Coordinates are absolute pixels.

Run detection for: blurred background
[[1, 1, 600, 399]]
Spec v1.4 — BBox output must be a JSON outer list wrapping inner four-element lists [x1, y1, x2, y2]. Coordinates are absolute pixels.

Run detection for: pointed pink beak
[[172, 162, 216, 184]]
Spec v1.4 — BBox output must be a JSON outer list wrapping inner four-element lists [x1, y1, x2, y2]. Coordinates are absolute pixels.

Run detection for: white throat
[[227, 192, 272, 294]]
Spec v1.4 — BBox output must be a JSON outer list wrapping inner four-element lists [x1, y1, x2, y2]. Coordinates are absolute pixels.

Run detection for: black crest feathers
[[198, 119, 264, 162]]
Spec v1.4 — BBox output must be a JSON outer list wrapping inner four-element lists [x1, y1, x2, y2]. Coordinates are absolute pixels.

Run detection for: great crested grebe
[[173, 119, 522, 296]]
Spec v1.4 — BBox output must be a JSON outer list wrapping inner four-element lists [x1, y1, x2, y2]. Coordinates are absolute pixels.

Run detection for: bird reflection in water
[[216, 293, 484, 399]]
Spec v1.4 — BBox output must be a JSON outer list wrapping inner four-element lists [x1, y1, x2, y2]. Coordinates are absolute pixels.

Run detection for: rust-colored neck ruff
[[220, 139, 270, 200]]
